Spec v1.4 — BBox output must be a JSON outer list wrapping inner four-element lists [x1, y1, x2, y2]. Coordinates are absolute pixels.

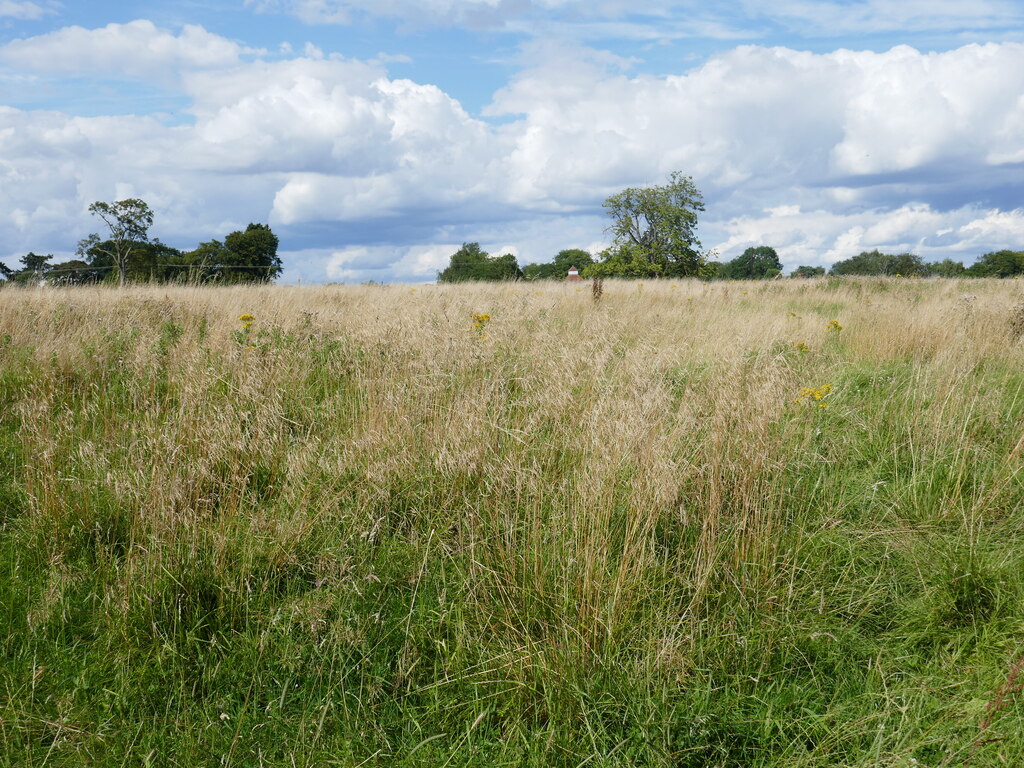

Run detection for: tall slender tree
[[85, 199, 155, 287]]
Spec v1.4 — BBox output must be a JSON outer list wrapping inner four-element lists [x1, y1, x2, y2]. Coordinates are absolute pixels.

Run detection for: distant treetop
[[438, 243, 523, 283]]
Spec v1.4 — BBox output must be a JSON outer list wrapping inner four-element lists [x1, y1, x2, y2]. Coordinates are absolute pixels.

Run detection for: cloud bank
[[0, 20, 1022, 281]]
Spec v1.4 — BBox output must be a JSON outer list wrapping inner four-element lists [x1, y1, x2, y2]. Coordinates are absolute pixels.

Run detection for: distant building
[[566, 266, 582, 282]]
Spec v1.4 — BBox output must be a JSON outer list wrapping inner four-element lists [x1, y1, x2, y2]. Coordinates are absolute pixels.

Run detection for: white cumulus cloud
[[2, 19, 1024, 280], [487, 42, 1024, 208], [710, 204, 1024, 269], [0, 1, 51, 20], [0, 20, 255, 84]]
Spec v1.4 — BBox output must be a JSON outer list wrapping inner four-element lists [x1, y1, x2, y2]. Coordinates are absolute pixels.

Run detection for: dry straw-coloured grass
[[3, 276, 1024, 765]]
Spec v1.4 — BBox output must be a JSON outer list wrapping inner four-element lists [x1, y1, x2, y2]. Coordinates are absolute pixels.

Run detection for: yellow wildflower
[[795, 384, 833, 407], [472, 312, 491, 334]]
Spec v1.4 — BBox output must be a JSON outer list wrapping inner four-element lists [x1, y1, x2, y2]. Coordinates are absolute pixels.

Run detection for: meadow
[[1, 277, 1023, 767]]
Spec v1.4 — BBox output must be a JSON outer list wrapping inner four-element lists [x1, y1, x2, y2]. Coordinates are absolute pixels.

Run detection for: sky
[[1, 1, 1023, 282]]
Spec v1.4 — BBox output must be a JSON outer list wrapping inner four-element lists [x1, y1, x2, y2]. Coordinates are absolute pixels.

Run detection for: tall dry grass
[[2, 276, 1024, 766]]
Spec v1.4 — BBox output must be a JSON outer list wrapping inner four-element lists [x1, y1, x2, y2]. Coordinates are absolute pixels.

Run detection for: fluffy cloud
[[484, 41, 1024, 220], [0, 104, 286, 258], [0, 20, 254, 83], [710, 204, 1024, 268], [325, 243, 460, 282], [0, 1, 51, 20], [183, 60, 496, 186], [2, 20, 1024, 280]]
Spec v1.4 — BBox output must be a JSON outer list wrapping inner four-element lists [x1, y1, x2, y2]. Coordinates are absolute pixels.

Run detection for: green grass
[[1, 279, 1023, 766]]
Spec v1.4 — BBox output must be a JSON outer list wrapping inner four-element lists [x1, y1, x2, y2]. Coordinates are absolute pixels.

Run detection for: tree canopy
[[717, 246, 782, 280], [438, 243, 523, 283], [587, 172, 706, 278], [183, 223, 283, 283], [4, 193, 1023, 286], [65, 210, 283, 286], [829, 250, 929, 277], [85, 199, 155, 287], [929, 259, 966, 278], [963, 250, 1024, 277], [523, 248, 595, 280], [0, 252, 54, 284], [791, 265, 826, 278]]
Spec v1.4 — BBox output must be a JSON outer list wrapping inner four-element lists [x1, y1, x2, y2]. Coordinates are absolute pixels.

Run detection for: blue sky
[[1, 0, 1023, 281]]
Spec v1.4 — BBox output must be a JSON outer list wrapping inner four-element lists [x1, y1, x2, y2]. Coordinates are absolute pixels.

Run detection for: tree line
[[707, 248, 1024, 279], [437, 172, 1022, 282], [1, 198, 282, 287], [442, 238, 1024, 285]]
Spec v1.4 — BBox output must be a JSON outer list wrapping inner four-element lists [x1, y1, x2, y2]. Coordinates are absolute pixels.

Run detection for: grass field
[[2, 277, 1024, 766]]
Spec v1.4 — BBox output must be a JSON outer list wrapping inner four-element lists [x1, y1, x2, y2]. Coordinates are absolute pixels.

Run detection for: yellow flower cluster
[[794, 341, 810, 355], [795, 384, 833, 408], [472, 312, 491, 334], [825, 319, 843, 333], [239, 314, 255, 330]]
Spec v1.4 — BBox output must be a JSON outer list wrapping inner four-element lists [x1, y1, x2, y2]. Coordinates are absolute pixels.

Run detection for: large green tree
[[928, 258, 966, 278], [182, 224, 282, 283], [591, 171, 706, 278], [182, 239, 229, 282], [964, 250, 1024, 278], [438, 243, 523, 283], [1, 252, 52, 284], [77, 235, 183, 283], [791, 265, 826, 278], [829, 250, 928, 277], [19, 252, 52, 283], [584, 245, 668, 278], [85, 199, 155, 287], [223, 223, 282, 282], [719, 246, 782, 280]]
